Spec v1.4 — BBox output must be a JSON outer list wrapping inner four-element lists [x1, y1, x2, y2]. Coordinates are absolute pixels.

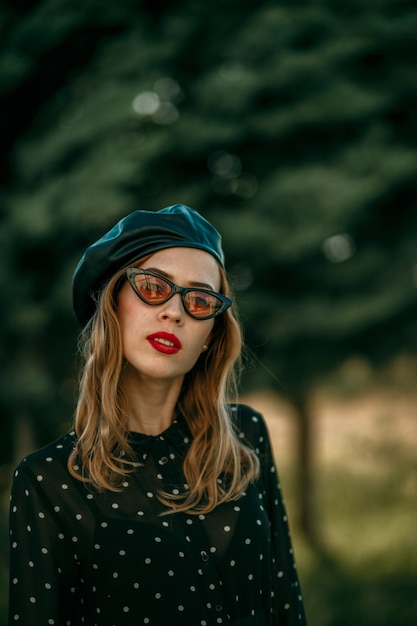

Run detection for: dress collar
[[127, 414, 192, 456]]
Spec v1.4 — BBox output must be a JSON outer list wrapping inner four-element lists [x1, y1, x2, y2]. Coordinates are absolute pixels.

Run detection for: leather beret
[[72, 204, 225, 326]]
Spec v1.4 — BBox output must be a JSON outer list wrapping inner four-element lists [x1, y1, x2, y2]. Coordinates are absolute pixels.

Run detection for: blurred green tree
[[0, 0, 417, 544]]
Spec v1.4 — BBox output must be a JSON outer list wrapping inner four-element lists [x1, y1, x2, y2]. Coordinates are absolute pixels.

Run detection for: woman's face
[[117, 247, 220, 387]]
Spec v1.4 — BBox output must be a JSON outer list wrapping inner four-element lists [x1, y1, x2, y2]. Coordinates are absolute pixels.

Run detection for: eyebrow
[[143, 267, 216, 291]]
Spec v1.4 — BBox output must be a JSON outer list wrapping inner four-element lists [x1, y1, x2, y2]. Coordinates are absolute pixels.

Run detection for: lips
[[146, 332, 182, 355]]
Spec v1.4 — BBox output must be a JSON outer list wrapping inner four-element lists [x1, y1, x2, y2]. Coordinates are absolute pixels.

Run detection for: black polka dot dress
[[9, 404, 307, 625]]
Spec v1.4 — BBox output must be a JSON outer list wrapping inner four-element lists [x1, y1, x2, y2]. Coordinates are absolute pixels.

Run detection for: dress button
[[159, 457, 168, 465], [215, 604, 222, 612], [200, 550, 209, 562]]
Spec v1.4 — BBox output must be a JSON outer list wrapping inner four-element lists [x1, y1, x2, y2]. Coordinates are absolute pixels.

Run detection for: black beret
[[72, 204, 225, 326]]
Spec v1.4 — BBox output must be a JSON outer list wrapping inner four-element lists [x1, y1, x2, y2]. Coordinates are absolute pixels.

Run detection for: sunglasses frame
[[125, 268, 232, 320]]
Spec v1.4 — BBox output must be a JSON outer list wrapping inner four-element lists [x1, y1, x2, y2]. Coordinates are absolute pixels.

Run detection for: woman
[[9, 204, 307, 625]]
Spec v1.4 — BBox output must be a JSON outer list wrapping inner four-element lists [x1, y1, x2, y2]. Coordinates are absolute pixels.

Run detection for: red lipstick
[[147, 332, 182, 355]]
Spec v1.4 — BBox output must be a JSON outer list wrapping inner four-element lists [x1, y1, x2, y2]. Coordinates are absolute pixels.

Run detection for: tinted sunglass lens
[[135, 275, 171, 303], [184, 292, 222, 318]]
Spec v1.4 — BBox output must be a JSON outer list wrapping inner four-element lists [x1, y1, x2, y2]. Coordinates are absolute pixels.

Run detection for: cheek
[[118, 284, 143, 322], [117, 295, 145, 349]]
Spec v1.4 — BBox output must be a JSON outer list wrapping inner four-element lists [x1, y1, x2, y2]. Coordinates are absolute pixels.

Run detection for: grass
[[244, 386, 417, 626]]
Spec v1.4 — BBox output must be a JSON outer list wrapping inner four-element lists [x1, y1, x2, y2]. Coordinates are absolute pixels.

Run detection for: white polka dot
[[224, 525, 231, 532]]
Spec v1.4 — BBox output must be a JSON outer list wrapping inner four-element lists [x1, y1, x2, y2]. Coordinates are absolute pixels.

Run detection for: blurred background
[[0, 0, 416, 624]]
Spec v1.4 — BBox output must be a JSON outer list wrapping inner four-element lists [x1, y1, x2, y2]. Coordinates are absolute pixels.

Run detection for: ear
[[202, 328, 214, 353]]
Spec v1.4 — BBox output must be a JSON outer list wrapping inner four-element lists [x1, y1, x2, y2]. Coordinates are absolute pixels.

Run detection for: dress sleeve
[[8, 461, 82, 626], [239, 406, 308, 625]]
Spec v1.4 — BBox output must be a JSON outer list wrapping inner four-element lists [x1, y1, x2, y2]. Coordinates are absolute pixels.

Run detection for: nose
[[158, 293, 185, 323]]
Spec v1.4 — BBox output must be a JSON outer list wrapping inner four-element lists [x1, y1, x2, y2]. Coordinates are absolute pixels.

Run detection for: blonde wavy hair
[[68, 258, 260, 514]]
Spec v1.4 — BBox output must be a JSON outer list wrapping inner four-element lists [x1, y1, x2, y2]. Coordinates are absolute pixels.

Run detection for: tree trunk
[[293, 391, 317, 545]]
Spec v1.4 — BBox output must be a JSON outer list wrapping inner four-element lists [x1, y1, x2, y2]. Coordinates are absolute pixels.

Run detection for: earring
[[203, 344, 209, 352]]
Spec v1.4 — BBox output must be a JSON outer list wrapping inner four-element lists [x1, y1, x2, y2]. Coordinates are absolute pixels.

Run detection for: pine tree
[[1, 0, 417, 540]]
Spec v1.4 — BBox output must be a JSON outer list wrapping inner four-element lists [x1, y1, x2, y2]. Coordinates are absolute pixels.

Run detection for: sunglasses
[[125, 268, 232, 320]]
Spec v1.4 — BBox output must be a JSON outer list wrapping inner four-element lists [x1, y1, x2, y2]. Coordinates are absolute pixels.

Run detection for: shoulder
[[229, 403, 270, 450], [13, 431, 77, 482]]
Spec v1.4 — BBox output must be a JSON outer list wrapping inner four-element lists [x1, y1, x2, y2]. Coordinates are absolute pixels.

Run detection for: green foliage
[[1, 0, 417, 621], [0, 0, 416, 448]]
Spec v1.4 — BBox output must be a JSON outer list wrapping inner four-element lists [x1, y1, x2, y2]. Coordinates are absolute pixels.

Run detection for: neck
[[121, 366, 184, 436]]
